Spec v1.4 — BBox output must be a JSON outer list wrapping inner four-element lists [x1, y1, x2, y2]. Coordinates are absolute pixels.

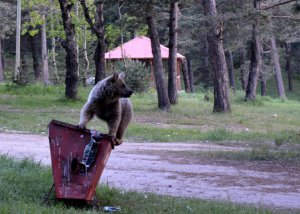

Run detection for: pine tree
[[58, 0, 79, 99], [79, 0, 106, 84], [203, 0, 231, 112], [168, 1, 179, 104]]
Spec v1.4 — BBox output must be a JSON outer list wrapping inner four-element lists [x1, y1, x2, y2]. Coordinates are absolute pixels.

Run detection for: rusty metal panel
[[48, 120, 114, 202]]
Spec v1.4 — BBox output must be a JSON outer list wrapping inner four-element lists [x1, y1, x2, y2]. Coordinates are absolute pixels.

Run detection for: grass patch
[[197, 148, 300, 162], [159, 142, 300, 163], [0, 83, 300, 143], [127, 124, 300, 143], [0, 82, 64, 95], [0, 155, 277, 213]]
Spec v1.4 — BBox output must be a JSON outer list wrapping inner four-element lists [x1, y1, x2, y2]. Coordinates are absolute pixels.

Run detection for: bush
[[115, 59, 150, 93]]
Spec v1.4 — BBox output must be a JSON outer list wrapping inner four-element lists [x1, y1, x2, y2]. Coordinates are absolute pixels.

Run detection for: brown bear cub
[[79, 72, 133, 146]]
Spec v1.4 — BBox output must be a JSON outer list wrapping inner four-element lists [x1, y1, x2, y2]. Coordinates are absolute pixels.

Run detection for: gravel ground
[[1, 132, 300, 210]]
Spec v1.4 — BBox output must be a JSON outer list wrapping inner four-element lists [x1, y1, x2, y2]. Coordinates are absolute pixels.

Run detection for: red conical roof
[[105, 35, 185, 60]]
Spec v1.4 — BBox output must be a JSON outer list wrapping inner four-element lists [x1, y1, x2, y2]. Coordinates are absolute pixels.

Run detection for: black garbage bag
[[80, 130, 104, 169]]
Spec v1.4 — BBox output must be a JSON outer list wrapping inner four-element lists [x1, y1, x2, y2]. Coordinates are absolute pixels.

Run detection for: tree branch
[[271, 15, 300, 20], [260, 0, 296, 10], [178, 10, 204, 21], [56, 37, 67, 49], [78, 0, 100, 36]]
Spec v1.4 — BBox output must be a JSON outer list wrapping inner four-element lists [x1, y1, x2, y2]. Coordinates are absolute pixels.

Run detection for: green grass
[[0, 77, 299, 213], [167, 146, 300, 162], [0, 83, 300, 143], [128, 124, 299, 142], [0, 155, 278, 213]]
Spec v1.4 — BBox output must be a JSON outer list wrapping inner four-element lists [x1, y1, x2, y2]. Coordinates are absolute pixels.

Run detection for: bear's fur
[[79, 72, 133, 145]]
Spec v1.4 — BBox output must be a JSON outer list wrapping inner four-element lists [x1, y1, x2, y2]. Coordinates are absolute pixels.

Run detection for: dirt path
[[1, 132, 300, 210]]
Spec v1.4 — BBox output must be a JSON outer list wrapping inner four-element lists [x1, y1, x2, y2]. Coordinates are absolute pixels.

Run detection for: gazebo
[[105, 35, 185, 90]]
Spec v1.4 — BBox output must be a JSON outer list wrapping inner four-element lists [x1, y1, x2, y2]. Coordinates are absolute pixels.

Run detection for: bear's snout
[[123, 89, 133, 98]]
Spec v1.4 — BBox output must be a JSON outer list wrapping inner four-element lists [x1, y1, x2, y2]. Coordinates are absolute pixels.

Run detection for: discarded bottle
[[103, 206, 121, 213]]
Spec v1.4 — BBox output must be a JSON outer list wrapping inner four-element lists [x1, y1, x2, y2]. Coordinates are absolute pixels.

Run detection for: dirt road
[[1, 132, 300, 210]]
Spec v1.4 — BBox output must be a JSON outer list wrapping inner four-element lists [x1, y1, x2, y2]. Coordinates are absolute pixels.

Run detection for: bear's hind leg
[[107, 115, 121, 138], [115, 114, 132, 146]]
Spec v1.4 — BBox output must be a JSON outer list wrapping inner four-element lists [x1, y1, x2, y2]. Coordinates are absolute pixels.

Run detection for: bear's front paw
[[77, 123, 86, 130], [114, 138, 123, 146]]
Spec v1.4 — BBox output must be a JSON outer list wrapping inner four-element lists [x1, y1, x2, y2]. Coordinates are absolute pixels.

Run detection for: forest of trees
[[1, 0, 300, 112]]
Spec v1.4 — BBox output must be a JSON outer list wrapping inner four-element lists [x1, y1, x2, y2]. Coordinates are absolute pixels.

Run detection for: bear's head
[[109, 72, 133, 98]]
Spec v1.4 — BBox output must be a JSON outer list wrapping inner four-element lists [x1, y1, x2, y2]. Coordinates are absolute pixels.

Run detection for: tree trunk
[[83, 25, 89, 86], [18, 10, 30, 84], [187, 57, 194, 93], [239, 47, 246, 90], [0, 37, 4, 82], [58, 0, 79, 99], [50, 1, 59, 83], [20, 33, 29, 84], [94, 2, 106, 84], [117, 2, 124, 46], [203, 0, 231, 112], [168, 1, 178, 104], [41, 14, 51, 85], [75, 2, 80, 78], [14, 0, 21, 82], [201, 37, 211, 89], [79, 0, 106, 83], [260, 75, 266, 96], [51, 37, 59, 82], [202, 37, 209, 67], [118, 1, 126, 68], [285, 42, 293, 92], [0, 38, 4, 70], [245, 1, 262, 101], [147, 10, 170, 111], [181, 59, 191, 93], [225, 50, 236, 93], [30, 29, 42, 81], [245, 23, 261, 100], [270, 37, 285, 98]]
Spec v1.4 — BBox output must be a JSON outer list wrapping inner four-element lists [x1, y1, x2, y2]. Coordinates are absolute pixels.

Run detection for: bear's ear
[[110, 72, 119, 83], [119, 72, 125, 80]]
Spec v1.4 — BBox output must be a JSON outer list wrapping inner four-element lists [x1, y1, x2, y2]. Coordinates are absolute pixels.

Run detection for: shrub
[[115, 59, 150, 93]]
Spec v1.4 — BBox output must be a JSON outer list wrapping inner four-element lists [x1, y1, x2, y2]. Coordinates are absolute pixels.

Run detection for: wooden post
[[176, 59, 181, 90], [187, 57, 194, 93], [150, 60, 155, 88], [181, 58, 191, 93]]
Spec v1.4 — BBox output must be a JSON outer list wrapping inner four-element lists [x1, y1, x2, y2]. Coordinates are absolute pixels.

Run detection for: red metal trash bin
[[48, 120, 114, 203]]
